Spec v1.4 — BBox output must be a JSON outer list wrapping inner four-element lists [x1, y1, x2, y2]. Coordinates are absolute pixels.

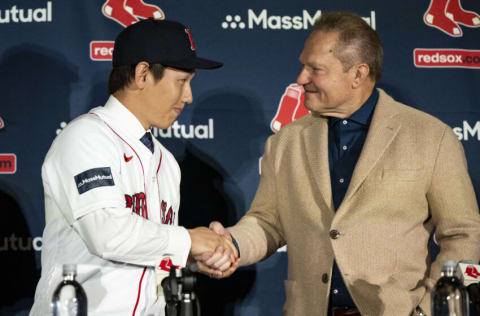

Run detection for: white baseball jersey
[[30, 96, 191, 316]]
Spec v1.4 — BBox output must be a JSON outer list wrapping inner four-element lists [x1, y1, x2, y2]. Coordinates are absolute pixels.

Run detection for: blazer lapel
[[342, 89, 401, 203], [302, 114, 335, 212]]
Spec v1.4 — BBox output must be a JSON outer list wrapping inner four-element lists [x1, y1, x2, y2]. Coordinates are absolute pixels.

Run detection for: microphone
[[161, 263, 200, 316], [456, 260, 480, 313]]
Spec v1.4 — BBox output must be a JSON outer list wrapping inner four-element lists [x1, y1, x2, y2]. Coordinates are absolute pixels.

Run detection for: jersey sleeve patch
[[74, 167, 115, 194]]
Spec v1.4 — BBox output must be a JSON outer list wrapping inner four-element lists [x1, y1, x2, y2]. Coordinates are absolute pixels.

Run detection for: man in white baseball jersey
[[30, 19, 238, 316]]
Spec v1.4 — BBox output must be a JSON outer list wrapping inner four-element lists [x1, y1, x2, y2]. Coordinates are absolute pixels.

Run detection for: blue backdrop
[[1, 0, 480, 315]]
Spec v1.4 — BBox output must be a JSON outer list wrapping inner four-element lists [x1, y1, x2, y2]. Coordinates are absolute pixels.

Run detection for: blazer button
[[322, 273, 329, 283], [329, 230, 340, 239]]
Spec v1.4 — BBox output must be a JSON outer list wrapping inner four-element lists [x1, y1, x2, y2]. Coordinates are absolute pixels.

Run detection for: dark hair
[[108, 63, 166, 94], [313, 11, 383, 81]]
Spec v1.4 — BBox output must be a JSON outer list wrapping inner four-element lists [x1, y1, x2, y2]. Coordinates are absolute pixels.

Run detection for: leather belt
[[331, 307, 361, 316]]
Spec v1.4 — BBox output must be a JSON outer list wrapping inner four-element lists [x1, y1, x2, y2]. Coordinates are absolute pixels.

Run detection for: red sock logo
[[102, 0, 165, 27], [270, 83, 309, 133], [424, 0, 480, 37], [293, 90, 308, 121], [446, 0, 480, 27], [159, 258, 178, 272], [465, 265, 480, 279]]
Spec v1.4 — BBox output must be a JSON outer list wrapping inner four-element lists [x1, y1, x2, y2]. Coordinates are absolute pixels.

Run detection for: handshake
[[187, 221, 239, 279]]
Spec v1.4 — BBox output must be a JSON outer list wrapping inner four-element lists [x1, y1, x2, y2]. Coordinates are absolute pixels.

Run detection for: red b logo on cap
[[185, 29, 196, 51]]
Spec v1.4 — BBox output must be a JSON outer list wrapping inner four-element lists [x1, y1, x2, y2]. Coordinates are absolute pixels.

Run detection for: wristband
[[230, 234, 240, 258]]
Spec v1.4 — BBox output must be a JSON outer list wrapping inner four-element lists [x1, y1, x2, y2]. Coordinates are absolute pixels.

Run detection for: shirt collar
[[328, 88, 378, 128], [102, 95, 149, 140]]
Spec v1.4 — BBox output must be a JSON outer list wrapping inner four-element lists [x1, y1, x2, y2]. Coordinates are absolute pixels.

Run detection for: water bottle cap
[[63, 263, 77, 275], [441, 260, 457, 270]]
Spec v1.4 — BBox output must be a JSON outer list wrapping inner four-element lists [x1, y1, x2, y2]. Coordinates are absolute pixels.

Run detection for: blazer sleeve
[[228, 135, 286, 266], [420, 126, 480, 306]]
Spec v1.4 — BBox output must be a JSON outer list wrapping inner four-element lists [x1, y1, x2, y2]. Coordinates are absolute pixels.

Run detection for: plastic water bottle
[[51, 264, 88, 316], [431, 260, 469, 316]]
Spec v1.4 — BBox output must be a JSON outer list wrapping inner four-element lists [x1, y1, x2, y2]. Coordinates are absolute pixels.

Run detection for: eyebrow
[[302, 60, 327, 69]]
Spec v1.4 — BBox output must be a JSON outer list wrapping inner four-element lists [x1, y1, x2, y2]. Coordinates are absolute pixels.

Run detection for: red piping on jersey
[[148, 153, 162, 306], [156, 151, 162, 174], [132, 267, 147, 316], [89, 112, 150, 312], [155, 150, 163, 221]]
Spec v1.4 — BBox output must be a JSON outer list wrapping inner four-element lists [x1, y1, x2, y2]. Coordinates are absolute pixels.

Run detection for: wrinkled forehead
[[299, 31, 340, 62], [306, 31, 339, 52]]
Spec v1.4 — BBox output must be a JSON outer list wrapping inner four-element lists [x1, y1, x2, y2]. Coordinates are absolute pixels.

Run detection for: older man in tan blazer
[[205, 11, 480, 316]]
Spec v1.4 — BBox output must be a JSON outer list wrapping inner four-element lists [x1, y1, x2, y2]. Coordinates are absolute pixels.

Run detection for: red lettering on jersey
[[161, 201, 167, 214], [163, 206, 174, 225], [125, 194, 133, 208], [125, 192, 148, 219], [161, 200, 174, 225]]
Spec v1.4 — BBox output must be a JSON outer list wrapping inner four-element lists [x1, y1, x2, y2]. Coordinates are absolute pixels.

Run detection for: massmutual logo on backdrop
[[415, 0, 480, 69], [152, 119, 215, 139], [0, 234, 43, 252], [453, 121, 480, 141], [91, 0, 165, 61], [56, 120, 215, 140], [0, 1, 52, 23], [221, 10, 376, 30]]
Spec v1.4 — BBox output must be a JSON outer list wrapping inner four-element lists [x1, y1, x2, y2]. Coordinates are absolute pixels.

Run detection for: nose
[[182, 82, 193, 104], [296, 67, 310, 86]]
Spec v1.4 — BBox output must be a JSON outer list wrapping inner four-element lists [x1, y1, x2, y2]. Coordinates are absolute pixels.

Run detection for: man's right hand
[[187, 227, 238, 278], [202, 221, 240, 278]]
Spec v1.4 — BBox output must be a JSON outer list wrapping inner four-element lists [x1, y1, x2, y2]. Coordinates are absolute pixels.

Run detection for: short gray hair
[[313, 11, 383, 81]]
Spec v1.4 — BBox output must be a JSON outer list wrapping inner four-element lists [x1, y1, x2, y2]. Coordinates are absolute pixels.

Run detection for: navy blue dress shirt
[[328, 88, 378, 309]]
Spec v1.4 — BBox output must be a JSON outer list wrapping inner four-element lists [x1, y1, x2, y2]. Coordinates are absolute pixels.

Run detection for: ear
[[133, 62, 150, 89], [351, 63, 371, 89]]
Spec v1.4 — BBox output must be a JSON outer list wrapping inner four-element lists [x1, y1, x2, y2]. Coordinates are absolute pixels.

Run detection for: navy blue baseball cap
[[112, 19, 222, 70]]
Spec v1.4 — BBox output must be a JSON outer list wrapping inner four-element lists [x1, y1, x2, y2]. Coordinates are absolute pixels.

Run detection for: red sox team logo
[[92, 2, 198, 61], [92, 1, 166, 61], [270, 83, 309, 133], [159, 257, 178, 272], [259, 83, 309, 174], [102, 0, 164, 27], [465, 265, 480, 279], [424, 0, 480, 37]]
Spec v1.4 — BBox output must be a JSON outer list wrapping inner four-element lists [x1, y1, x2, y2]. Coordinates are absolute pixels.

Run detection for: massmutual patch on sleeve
[[74, 167, 115, 194]]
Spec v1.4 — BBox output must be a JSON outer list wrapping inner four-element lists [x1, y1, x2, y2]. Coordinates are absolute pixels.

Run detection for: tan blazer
[[229, 89, 480, 316]]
